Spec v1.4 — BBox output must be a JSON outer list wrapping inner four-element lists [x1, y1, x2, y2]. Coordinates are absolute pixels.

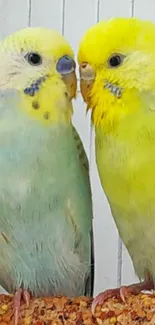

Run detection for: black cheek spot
[[32, 100, 40, 110], [65, 92, 68, 97], [43, 112, 50, 120]]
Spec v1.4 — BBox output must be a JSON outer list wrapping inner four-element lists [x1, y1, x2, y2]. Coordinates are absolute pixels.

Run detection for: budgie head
[[0, 27, 77, 124], [78, 18, 155, 129]]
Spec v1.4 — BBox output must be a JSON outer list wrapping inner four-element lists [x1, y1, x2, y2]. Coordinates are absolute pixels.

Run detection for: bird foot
[[13, 289, 30, 325], [92, 279, 154, 314]]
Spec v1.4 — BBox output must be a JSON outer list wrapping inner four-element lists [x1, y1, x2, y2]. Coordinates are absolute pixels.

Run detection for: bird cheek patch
[[24, 76, 47, 97], [104, 80, 123, 98], [23, 76, 53, 124]]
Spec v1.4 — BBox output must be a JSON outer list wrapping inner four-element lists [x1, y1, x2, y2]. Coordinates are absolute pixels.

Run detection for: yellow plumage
[[0, 27, 76, 125], [1, 27, 74, 62], [22, 78, 73, 125], [78, 17, 155, 303]]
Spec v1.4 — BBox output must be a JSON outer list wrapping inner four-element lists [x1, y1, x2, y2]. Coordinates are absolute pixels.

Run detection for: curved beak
[[62, 71, 77, 100], [79, 63, 95, 109], [56, 56, 77, 99]]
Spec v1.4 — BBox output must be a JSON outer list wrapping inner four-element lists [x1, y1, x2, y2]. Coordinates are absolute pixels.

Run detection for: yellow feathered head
[[0, 27, 77, 124], [78, 18, 155, 127], [0, 27, 77, 96]]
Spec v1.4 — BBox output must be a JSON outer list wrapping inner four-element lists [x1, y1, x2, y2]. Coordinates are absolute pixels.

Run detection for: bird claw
[[23, 290, 30, 307], [91, 286, 134, 315], [91, 287, 122, 315], [119, 286, 129, 303], [92, 279, 154, 315], [13, 289, 30, 325]]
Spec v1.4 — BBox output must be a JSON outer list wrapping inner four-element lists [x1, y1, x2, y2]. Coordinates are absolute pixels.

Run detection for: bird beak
[[79, 63, 96, 111], [62, 70, 77, 100], [56, 56, 77, 100]]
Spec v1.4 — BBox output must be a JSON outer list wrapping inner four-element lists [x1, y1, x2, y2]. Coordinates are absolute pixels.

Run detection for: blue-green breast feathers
[[0, 90, 94, 297]]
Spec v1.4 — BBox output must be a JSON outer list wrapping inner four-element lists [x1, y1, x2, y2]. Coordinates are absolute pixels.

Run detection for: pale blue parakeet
[[0, 27, 94, 324]]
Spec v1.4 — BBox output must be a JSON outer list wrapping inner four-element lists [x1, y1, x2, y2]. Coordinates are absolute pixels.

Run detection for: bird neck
[[0, 89, 74, 147], [91, 88, 155, 137], [21, 77, 73, 125]]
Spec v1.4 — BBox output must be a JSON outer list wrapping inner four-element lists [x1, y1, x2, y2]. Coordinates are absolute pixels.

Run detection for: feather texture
[[0, 90, 94, 297]]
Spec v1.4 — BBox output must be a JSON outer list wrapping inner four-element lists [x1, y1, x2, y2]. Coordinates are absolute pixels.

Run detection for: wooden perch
[[0, 292, 155, 324]]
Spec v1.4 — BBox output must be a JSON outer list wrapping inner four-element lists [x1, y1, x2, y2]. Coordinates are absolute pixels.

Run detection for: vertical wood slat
[[130, 0, 135, 17], [0, 0, 29, 38], [30, 0, 63, 32], [134, 0, 155, 21], [99, 0, 131, 20], [28, 0, 31, 27], [61, 0, 65, 35]]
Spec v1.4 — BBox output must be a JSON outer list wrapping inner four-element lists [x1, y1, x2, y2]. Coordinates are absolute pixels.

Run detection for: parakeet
[[78, 17, 155, 312], [0, 27, 94, 324]]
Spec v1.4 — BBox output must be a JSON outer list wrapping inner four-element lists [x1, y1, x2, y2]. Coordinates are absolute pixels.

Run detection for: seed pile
[[0, 293, 155, 324]]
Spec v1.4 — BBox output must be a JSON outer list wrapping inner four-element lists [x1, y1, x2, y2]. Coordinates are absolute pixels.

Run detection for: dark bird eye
[[108, 54, 124, 68], [25, 53, 42, 66]]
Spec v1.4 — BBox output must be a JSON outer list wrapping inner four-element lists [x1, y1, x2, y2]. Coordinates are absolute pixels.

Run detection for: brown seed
[[43, 112, 50, 120], [40, 309, 45, 316], [2, 314, 11, 323], [32, 101, 39, 110]]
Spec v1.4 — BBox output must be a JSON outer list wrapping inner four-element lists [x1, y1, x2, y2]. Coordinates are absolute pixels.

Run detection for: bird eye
[[108, 54, 124, 68], [25, 52, 42, 66]]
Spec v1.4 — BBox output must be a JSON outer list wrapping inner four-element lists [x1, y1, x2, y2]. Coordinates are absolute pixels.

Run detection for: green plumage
[[0, 90, 94, 297]]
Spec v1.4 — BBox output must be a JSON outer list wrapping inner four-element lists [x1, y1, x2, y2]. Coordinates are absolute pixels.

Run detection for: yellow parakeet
[[0, 27, 94, 324], [78, 17, 155, 311]]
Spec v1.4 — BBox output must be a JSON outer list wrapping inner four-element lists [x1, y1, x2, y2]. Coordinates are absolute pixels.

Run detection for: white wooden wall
[[0, 0, 154, 296]]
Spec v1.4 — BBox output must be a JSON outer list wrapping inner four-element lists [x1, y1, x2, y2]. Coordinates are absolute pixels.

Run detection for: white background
[[0, 0, 154, 296]]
